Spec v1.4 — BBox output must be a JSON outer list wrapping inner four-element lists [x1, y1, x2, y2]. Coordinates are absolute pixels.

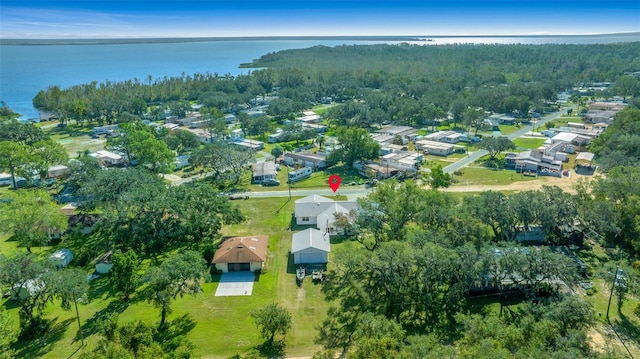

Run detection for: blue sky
[[1, 1, 639, 38]]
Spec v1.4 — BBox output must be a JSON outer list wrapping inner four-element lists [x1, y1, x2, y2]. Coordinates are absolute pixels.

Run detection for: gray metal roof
[[292, 228, 330, 253]]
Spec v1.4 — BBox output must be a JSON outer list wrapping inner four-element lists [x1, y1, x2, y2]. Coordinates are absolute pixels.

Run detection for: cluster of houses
[[581, 101, 627, 125], [209, 195, 358, 274]]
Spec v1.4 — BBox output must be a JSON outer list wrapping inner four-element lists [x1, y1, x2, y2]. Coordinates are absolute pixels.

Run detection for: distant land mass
[[1, 33, 638, 46]]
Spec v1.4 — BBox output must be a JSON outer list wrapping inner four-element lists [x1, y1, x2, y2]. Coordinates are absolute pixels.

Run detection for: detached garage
[[292, 228, 330, 265], [212, 235, 268, 273]]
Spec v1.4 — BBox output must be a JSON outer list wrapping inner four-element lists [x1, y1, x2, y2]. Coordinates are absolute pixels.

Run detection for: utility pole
[[606, 268, 622, 320], [287, 166, 291, 200]]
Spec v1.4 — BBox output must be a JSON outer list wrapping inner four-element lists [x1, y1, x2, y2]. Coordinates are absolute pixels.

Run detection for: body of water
[[1, 33, 638, 120]]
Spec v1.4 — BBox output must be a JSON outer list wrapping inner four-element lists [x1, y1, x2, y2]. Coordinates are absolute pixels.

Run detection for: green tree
[[251, 303, 292, 343], [327, 126, 380, 167], [463, 107, 484, 136], [30, 139, 69, 184], [107, 122, 174, 173], [0, 120, 47, 145], [0, 189, 68, 252], [109, 250, 140, 300], [477, 136, 516, 161], [55, 268, 89, 345], [142, 250, 206, 330], [165, 129, 201, 153], [427, 165, 452, 189], [270, 145, 284, 161], [0, 307, 17, 359], [0, 253, 57, 338], [0, 141, 32, 189], [189, 141, 252, 185]]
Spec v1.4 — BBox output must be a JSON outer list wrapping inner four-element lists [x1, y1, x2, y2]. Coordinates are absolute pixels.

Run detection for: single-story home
[[232, 138, 264, 151], [514, 225, 545, 244], [89, 150, 125, 166], [212, 235, 268, 273], [423, 130, 465, 144], [252, 162, 277, 184], [292, 228, 330, 264], [47, 164, 69, 179], [95, 250, 114, 274], [283, 152, 327, 170], [49, 248, 73, 269], [415, 139, 455, 156], [381, 151, 421, 172], [379, 126, 418, 144]]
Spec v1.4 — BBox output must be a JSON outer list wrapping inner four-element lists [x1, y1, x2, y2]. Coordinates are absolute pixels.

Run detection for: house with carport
[[292, 228, 330, 264]]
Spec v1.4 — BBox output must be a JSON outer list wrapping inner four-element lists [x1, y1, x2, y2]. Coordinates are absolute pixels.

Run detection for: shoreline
[[1, 32, 638, 46]]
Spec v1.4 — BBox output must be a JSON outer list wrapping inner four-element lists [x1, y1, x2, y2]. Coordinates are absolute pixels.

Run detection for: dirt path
[[444, 171, 596, 194]]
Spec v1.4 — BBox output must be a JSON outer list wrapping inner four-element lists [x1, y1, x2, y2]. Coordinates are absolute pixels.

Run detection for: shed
[[11, 279, 45, 300], [49, 248, 73, 268], [575, 152, 595, 167], [292, 228, 330, 264], [95, 250, 114, 274]]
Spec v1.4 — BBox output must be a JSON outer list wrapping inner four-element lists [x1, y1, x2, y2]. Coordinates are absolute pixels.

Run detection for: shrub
[[634, 303, 640, 318], [586, 288, 597, 296]]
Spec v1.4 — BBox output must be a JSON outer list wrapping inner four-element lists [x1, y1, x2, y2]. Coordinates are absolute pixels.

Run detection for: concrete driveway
[[214, 272, 255, 296]]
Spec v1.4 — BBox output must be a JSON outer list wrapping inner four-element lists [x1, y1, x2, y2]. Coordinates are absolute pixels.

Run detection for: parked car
[[229, 193, 249, 200], [262, 179, 281, 187]]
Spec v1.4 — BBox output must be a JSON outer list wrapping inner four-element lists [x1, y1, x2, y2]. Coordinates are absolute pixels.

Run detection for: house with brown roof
[[212, 235, 268, 273]]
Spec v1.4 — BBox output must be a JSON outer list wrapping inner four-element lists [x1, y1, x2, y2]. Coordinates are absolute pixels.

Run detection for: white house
[[252, 162, 277, 184], [283, 152, 327, 170], [49, 248, 73, 269], [294, 195, 359, 236], [47, 165, 69, 178], [89, 150, 124, 166], [292, 228, 330, 264]]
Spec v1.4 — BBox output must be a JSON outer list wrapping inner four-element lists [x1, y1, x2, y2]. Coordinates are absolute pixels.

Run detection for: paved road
[[443, 106, 574, 174], [246, 187, 372, 200]]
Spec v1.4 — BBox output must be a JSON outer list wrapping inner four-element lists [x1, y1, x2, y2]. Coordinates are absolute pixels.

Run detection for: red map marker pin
[[328, 175, 341, 193]]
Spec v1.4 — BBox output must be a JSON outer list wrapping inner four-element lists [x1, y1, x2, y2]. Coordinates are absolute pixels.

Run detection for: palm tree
[[316, 135, 326, 151]]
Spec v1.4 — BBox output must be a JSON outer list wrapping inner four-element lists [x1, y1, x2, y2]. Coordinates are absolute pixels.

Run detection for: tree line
[[30, 42, 640, 131]]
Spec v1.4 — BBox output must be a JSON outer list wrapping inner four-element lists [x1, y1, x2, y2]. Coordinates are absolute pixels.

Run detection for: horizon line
[[2, 32, 638, 45]]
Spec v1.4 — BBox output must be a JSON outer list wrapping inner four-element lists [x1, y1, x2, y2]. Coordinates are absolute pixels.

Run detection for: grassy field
[[498, 125, 520, 135], [2, 197, 339, 358], [452, 167, 541, 186], [512, 137, 547, 149], [50, 132, 106, 157]]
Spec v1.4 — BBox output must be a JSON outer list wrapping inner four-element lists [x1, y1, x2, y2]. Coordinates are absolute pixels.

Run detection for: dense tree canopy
[[589, 108, 640, 171], [327, 126, 380, 167]]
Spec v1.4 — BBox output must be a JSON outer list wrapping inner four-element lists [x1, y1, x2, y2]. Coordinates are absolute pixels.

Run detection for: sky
[[1, 0, 639, 38]]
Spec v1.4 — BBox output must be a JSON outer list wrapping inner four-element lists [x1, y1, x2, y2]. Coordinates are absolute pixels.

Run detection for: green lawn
[[452, 167, 541, 186], [50, 133, 106, 157], [498, 125, 520, 135], [287, 165, 365, 189], [3, 197, 337, 358], [512, 137, 547, 149]]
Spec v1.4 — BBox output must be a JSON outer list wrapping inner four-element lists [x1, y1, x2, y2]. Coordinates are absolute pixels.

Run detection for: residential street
[[165, 106, 575, 198], [443, 106, 575, 174]]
